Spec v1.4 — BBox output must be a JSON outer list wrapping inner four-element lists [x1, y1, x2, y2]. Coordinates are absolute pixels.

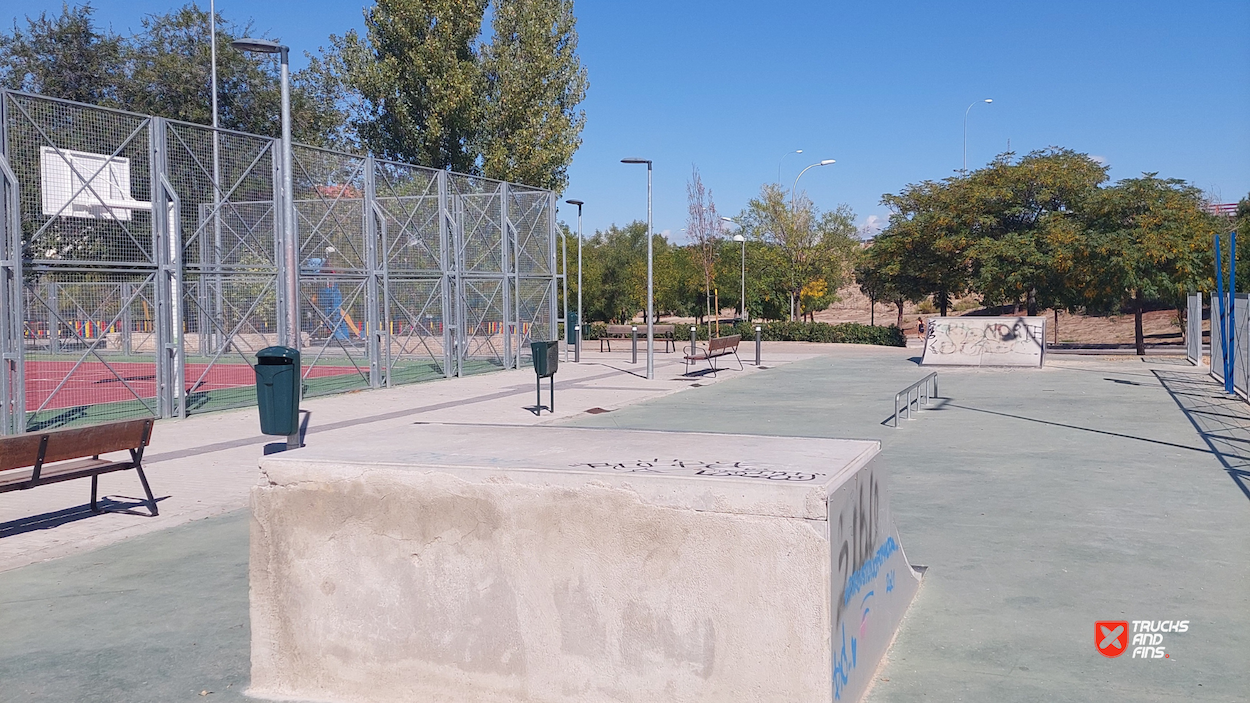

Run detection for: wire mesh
[[0, 89, 557, 432]]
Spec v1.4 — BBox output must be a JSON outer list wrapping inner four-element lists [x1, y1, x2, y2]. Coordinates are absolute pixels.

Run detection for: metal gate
[[0, 90, 558, 434]]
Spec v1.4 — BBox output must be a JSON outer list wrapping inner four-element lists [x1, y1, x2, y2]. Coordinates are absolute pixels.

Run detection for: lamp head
[[819, 159, 836, 166], [721, 216, 734, 222], [620, 157, 651, 165], [984, 98, 993, 103], [231, 37, 286, 54], [733, 234, 746, 242], [795, 149, 803, 154], [565, 199, 584, 207]]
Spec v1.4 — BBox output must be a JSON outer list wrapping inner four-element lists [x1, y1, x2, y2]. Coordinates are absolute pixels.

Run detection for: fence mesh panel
[[0, 90, 556, 432]]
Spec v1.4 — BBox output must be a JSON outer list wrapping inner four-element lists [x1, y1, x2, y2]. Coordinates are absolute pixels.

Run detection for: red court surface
[[25, 360, 362, 412]]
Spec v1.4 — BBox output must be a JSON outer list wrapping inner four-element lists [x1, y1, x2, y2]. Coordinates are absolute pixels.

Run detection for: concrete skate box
[[250, 424, 921, 703], [921, 315, 1047, 367]]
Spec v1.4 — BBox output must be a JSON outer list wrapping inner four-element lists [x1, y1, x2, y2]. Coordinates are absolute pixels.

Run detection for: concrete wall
[[248, 426, 920, 703], [922, 316, 1046, 367]]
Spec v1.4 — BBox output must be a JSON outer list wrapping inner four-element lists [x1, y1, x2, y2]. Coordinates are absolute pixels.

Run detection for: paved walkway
[[0, 344, 819, 573], [2, 346, 1247, 702]]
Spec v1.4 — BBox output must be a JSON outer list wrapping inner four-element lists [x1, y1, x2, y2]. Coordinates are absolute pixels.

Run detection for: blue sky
[[14, 0, 1250, 240]]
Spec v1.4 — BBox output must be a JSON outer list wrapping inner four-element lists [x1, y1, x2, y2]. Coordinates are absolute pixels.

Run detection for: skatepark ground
[[1, 344, 1246, 702]]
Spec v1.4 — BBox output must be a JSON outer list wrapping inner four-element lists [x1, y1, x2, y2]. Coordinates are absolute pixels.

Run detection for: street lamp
[[778, 149, 802, 184], [565, 199, 584, 362], [620, 158, 654, 379], [723, 216, 747, 321], [963, 98, 993, 175], [232, 37, 297, 352], [792, 159, 836, 205]]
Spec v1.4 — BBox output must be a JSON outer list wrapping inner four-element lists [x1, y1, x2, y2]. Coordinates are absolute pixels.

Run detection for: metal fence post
[[120, 280, 133, 357], [47, 281, 59, 354], [363, 155, 382, 388], [500, 182, 513, 370], [0, 149, 26, 434]]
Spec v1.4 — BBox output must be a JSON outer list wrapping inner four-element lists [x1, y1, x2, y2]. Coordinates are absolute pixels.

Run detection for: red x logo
[[1096, 621, 1129, 658]]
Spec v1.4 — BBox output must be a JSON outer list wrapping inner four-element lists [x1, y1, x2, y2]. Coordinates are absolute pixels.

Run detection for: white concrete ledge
[[250, 425, 920, 703]]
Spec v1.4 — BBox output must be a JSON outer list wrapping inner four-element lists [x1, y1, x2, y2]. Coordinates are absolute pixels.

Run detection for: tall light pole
[[232, 38, 297, 352], [621, 158, 653, 379], [778, 149, 802, 184], [565, 199, 583, 362], [722, 216, 747, 321], [963, 98, 993, 175], [792, 159, 836, 205]]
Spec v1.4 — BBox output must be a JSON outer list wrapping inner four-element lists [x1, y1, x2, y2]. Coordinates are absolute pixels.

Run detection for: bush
[[674, 321, 905, 346], [572, 320, 905, 347]]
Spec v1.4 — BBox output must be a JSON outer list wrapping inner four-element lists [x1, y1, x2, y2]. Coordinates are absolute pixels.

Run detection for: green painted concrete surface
[[1, 348, 1246, 701]]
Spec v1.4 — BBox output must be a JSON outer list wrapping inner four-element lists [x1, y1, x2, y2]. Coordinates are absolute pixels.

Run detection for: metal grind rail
[[893, 372, 937, 427]]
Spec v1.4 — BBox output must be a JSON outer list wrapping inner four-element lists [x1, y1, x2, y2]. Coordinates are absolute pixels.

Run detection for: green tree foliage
[[334, 0, 486, 171], [855, 247, 915, 327], [0, 3, 344, 145], [0, 3, 123, 105], [740, 184, 858, 320], [963, 148, 1108, 314], [480, 0, 586, 191], [1073, 174, 1221, 353]]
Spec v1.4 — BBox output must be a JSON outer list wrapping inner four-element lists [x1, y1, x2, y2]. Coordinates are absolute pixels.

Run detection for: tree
[[964, 148, 1108, 315], [0, 3, 124, 105], [334, 0, 487, 171], [122, 4, 345, 145], [741, 184, 858, 321], [480, 0, 586, 192], [1074, 174, 1221, 354], [855, 245, 914, 327], [0, 3, 345, 145], [685, 166, 720, 332], [874, 177, 975, 316]]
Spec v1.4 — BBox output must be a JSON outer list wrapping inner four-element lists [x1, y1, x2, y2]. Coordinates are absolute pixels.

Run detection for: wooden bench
[[599, 323, 676, 352], [684, 334, 743, 376], [0, 418, 158, 516]]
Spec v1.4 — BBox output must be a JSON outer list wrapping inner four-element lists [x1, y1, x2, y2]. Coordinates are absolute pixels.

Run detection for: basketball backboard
[[40, 146, 151, 221]]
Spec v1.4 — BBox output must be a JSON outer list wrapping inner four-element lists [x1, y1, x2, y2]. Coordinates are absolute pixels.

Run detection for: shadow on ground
[[0, 496, 168, 538], [1154, 369, 1250, 502]]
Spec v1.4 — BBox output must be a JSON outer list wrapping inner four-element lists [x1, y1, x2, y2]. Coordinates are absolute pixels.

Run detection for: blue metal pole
[[1230, 230, 1238, 394], [1215, 233, 1228, 391]]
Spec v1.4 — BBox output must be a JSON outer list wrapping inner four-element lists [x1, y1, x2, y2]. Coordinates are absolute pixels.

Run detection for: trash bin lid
[[257, 346, 300, 360]]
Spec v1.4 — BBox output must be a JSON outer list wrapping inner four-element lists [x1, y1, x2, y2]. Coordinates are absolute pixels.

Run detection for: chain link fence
[[0, 90, 558, 433]]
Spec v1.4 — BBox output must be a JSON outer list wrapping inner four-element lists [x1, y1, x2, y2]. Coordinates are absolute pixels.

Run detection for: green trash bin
[[255, 346, 300, 436], [530, 340, 559, 414]]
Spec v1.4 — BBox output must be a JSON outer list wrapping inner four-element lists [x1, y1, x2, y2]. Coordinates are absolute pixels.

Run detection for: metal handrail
[[893, 372, 938, 427]]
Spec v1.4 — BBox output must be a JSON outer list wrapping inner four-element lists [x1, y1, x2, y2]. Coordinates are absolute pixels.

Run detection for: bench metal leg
[[134, 466, 159, 516], [90, 474, 100, 513]]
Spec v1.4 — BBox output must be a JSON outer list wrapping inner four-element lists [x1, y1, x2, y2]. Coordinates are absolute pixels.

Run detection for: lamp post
[[963, 98, 993, 175], [620, 158, 653, 379], [792, 159, 836, 206], [565, 199, 583, 362], [778, 149, 802, 184], [232, 37, 297, 351], [722, 216, 747, 321]]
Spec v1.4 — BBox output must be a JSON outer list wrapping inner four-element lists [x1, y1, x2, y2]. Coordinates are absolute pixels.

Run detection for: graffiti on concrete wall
[[922, 316, 1046, 367], [567, 459, 828, 482], [828, 466, 920, 701]]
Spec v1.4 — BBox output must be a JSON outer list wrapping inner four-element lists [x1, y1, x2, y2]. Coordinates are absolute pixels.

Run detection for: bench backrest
[[606, 324, 635, 335], [652, 324, 674, 335], [708, 335, 741, 352], [0, 418, 154, 471]]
